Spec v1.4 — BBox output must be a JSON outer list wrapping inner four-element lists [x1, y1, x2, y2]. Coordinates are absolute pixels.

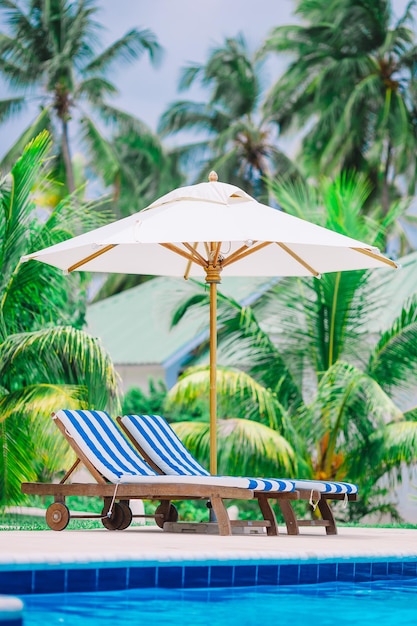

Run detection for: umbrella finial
[[208, 171, 218, 182]]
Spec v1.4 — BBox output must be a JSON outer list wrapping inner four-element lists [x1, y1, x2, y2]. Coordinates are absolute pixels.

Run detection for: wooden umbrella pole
[[209, 280, 217, 475], [205, 253, 221, 477]]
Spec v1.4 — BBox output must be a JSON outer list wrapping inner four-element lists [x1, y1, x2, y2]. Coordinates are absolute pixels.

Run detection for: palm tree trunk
[[61, 118, 75, 194], [381, 142, 392, 217]]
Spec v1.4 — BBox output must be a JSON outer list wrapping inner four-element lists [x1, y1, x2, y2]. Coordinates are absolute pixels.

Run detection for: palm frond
[[178, 63, 203, 91], [84, 28, 163, 73], [0, 409, 36, 504], [0, 96, 27, 124], [299, 361, 402, 470], [172, 417, 297, 477], [0, 326, 121, 412], [0, 106, 52, 170], [167, 365, 288, 432], [76, 76, 118, 103], [0, 382, 86, 503], [78, 115, 119, 185], [158, 101, 220, 136], [368, 295, 417, 394], [349, 420, 417, 483], [1, 130, 52, 268]]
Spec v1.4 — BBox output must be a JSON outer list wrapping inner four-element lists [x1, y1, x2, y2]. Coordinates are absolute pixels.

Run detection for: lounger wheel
[[154, 503, 178, 528], [117, 502, 133, 530], [101, 501, 126, 530], [46, 502, 70, 531]]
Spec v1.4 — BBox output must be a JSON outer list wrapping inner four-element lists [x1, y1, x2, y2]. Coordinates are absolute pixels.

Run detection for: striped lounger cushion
[[54, 409, 292, 492], [121, 413, 358, 496]]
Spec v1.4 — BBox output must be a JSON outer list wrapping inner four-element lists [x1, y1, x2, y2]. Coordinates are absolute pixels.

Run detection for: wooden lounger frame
[[21, 416, 255, 536], [117, 417, 357, 536]]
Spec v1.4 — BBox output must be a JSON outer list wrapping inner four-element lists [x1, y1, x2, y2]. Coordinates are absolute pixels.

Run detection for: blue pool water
[[20, 578, 417, 626]]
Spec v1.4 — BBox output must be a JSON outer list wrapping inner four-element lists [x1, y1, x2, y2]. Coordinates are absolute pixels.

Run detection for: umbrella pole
[[209, 281, 217, 476]]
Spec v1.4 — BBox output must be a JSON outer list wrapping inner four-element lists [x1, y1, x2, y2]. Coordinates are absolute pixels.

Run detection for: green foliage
[[122, 378, 206, 423], [19, 494, 104, 514], [0, 133, 121, 505], [166, 171, 417, 521], [158, 33, 300, 199], [122, 380, 169, 417], [259, 0, 417, 207], [0, 514, 99, 531], [0, 0, 163, 196], [173, 417, 297, 477]]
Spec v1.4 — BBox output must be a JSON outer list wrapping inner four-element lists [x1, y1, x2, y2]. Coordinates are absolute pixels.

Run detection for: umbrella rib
[[276, 242, 320, 277], [351, 247, 398, 268], [160, 243, 206, 267], [184, 243, 199, 279], [212, 242, 222, 265], [183, 242, 208, 266], [67, 244, 117, 272], [222, 241, 271, 268]]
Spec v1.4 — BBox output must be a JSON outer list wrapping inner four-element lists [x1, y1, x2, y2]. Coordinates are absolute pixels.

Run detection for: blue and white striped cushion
[[121, 414, 358, 495], [121, 414, 295, 494], [289, 479, 358, 495], [54, 409, 262, 490]]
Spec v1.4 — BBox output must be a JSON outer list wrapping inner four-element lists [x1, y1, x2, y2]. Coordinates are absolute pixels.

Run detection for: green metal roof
[[86, 253, 416, 369], [86, 276, 275, 366]]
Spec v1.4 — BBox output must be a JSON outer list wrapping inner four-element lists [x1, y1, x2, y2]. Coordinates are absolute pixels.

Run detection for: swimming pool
[[1, 557, 416, 594], [1, 557, 416, 625], [19, 578, 417, 626]]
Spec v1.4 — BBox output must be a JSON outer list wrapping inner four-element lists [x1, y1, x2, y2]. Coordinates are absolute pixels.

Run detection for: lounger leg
[[317, 497, 337, 535], [256, 495, 278, 536], [277, 500, 299, 535], [210, 496, 232, 536]]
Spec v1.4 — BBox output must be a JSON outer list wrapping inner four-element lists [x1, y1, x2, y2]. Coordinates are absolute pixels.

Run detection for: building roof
[[86, 252, 417, 372]]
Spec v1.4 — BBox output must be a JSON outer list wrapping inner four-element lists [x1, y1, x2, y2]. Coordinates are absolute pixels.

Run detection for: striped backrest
[[120, 414, 357, 496], [121, 414, 210, 476], [55, 409, 157, 483]]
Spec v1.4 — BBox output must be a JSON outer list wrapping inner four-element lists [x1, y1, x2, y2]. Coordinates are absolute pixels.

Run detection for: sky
[[0, 0, 414, 157], [0, 0, 296, 156], [97, 0, 296, 130]]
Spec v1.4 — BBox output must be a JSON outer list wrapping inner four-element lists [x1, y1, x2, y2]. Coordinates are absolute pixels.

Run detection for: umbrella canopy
[[22, 172, 398, 473]]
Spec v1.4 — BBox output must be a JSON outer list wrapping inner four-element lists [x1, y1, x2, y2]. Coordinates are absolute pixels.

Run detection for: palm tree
[[158, 33, 298, 200], [165, 172, 417, 520], [0, 131, 120, 505], [0, 0, 162, 193], [106, 124, 184, 218], [86, 122, 185, 301], [258, 0, 417, 211]]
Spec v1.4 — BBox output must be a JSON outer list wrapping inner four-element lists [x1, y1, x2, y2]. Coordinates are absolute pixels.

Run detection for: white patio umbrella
[[21, 172, 398, 474]]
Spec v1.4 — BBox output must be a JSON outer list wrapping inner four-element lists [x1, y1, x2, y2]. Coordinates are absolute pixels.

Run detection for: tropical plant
[[165, 172, 417, 521], [259, 0, 417, 212], [0, 0, 162, 194], [90, 127, 185, 300], [122, 379, 206, 424], [158, 33, 299, 200], [105, 124, 184, 216], [0, 131, 120, 505]]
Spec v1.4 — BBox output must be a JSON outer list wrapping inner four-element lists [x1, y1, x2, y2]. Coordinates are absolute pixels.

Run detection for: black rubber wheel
[[101, 501, 124, 530], [117, 502, 133, 530], [46, 502, 70, 531], [154, 503, 179, 528]]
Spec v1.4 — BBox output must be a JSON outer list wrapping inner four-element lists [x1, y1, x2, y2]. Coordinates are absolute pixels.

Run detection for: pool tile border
[[1, 558, 417, 595]]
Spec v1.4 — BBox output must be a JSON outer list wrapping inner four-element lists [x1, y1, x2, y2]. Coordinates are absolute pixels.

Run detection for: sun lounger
[[20, 409, 296, 536], [118, 413, 358, 535]]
